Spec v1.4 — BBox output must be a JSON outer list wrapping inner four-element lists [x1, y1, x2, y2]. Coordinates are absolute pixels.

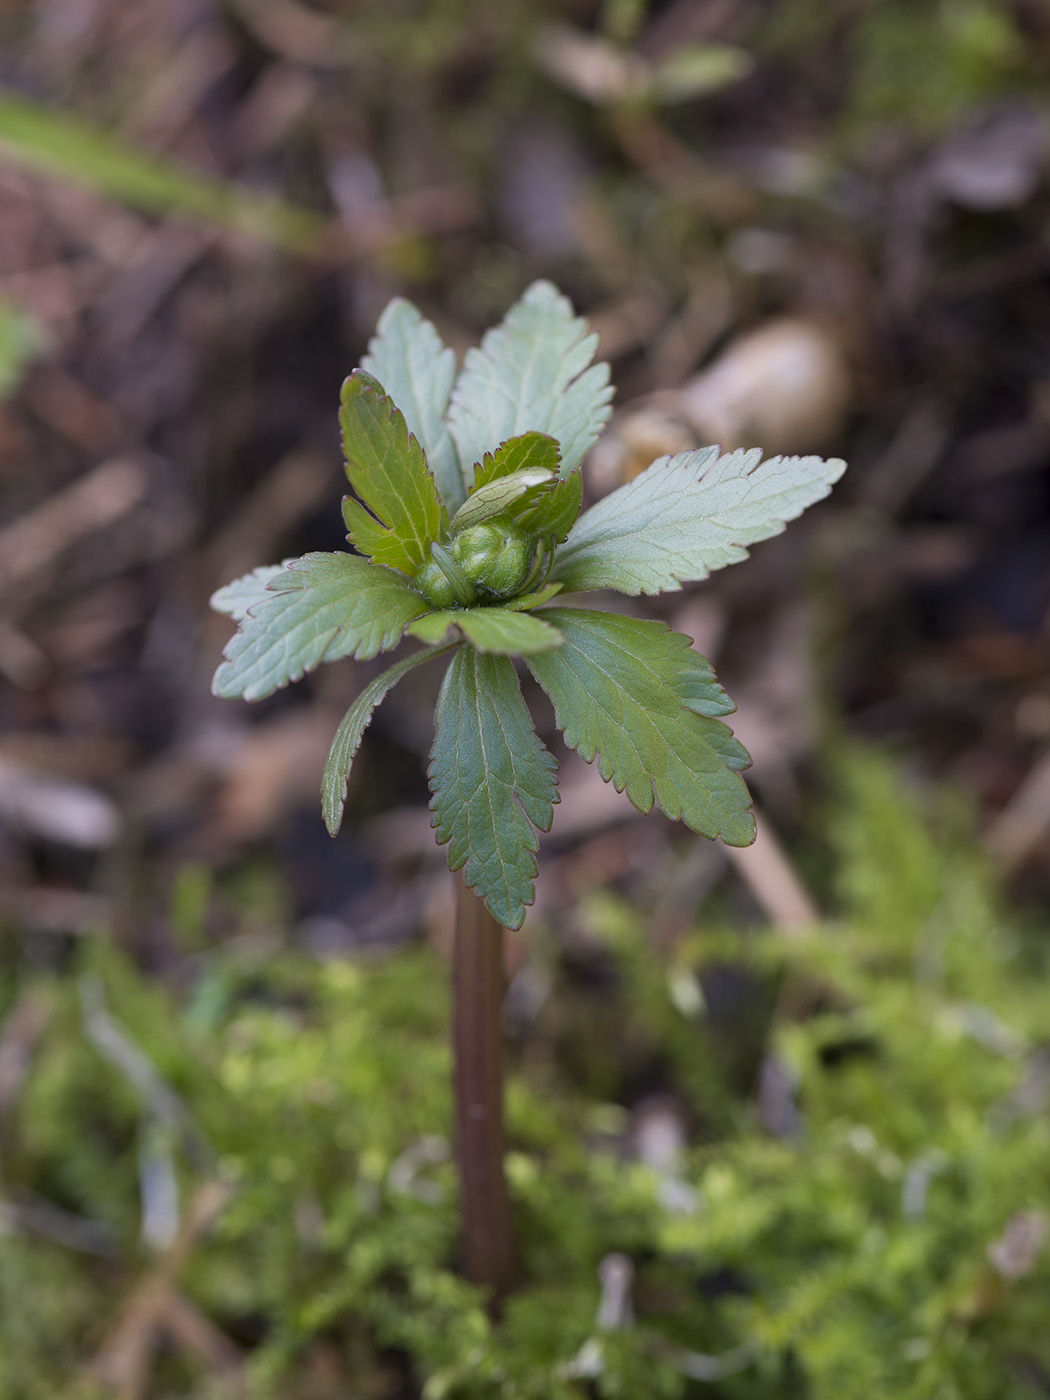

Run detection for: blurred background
[[2, 1, 1050, 1397]]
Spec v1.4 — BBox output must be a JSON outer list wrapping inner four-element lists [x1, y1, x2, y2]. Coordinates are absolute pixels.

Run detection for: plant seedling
[[211, 281, 846, 1301]]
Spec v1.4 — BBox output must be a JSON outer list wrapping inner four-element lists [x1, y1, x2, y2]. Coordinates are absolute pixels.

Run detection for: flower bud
[[451, 519, 532, 600], [413, 559, 463, 609]]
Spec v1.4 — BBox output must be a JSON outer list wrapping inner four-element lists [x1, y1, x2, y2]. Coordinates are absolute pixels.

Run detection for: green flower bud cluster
[[413, 516, 538, 608]]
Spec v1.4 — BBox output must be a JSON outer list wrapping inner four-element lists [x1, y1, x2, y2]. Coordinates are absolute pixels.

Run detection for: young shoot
[[211, 281, 846, 930], [210, 280, 846, 1304]]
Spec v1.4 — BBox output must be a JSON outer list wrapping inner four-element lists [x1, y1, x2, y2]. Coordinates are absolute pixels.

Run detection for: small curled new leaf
[[470, 432, 561, 493], [450, 469, 554, 534], [461, 433, 582, 543], [212, 553, 428, 702], [513, 468, 583, 544]]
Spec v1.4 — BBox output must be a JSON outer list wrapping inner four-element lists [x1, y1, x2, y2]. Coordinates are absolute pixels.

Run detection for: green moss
[[1, 744, 1048, 1397]]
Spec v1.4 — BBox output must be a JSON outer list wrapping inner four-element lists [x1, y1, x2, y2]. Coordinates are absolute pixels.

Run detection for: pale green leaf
[[339, 370, 445, 575], [552, 447, 847, 597], [429, 649, 558, 929], [361, 298, 465, 513], [450, 468, 555, 534], [526, 609, 755, 846], [448, 281, 613, 478], [212, 553, 428, 702], [209, 562, 292, 620], [503, 583, 563, 612], [406, 606, 565, 654], [321, 644, 456, 836]]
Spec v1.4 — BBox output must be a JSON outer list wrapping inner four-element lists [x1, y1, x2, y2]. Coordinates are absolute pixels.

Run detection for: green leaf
[[552, 447, 847, 597], [503, 583, 563, 612], [450, 468, 555, 534], [406, 607, 565, 654], [321, 644, 456, 836], [429, 649, 558, 929], [339, 370, 445, 575], [209, 563, 292, 620], [212, 553, 428, 701], [675, 648, 739, 720], [526, 609, 755, 846], [471, 431, 561, 492], [448, 281, 613, 479], [513, 469, 583, 544], [361, 298, 465, 513], [463, 432, 581, 541]]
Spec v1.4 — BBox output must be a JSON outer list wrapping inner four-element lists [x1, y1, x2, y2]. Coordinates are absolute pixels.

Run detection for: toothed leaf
[[514, 469, 583, 543], [430, 648, 558, 929], [210, 562, 292, 620], [212, 553, 427, 702], [361, 298, 465, 513], [675, 647, 739, 721], [526, 609, 755, 845], [553, 447, 847, 596], [339, 369, 445, 574], [449, 281, 612, 478], [321, 644, 455, 836]]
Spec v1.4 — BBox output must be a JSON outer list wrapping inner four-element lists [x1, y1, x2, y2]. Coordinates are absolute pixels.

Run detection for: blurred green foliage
[[2, 744, 1048, 1398], [845, 0, 1025, 138], [0, 93, 323, 253], [0, 301, 46, 399], [762, 0, 1034, 142]]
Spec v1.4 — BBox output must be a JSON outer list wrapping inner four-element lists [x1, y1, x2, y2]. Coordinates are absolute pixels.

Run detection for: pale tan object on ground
[[587, 405, 696, 491], [0, 757, 121, 848], [678, 317, 850, 455], [725, 810, 819, 936], [985, 746, 1050, 872]]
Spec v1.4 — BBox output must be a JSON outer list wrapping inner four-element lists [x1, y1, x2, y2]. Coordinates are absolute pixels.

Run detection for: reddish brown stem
[[453, 875, 515, 1305]]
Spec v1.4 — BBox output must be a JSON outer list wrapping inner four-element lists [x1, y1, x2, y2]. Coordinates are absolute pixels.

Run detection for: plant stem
[[453, 874, 515, 1304]]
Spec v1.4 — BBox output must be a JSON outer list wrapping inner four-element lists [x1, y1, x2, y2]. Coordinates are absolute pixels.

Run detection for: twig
[[726, 809, 819, 936]]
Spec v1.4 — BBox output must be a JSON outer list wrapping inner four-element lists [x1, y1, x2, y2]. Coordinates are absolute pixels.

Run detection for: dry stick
[[453, 874, 515, 1305]]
